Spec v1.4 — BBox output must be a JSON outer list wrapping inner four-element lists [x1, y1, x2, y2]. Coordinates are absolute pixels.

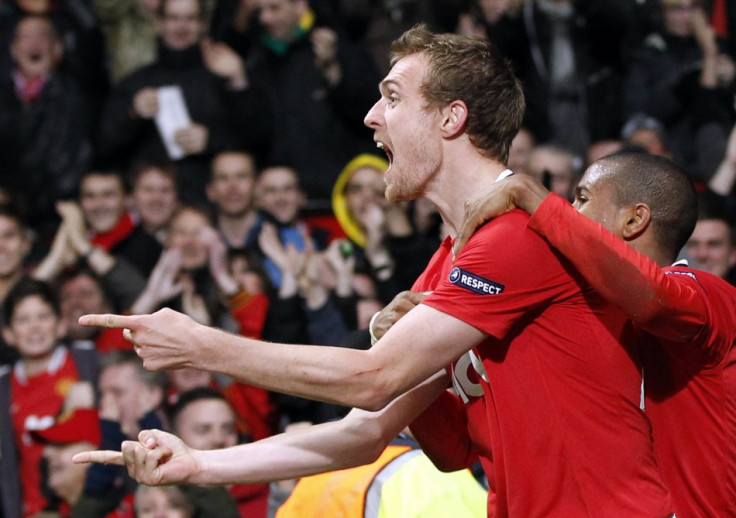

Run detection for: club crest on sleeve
[[449, 267, 505, 295]]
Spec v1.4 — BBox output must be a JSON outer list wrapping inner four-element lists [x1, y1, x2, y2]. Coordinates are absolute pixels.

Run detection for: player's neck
[[428, 153, 508, 235], [629, 236, 671, 268]]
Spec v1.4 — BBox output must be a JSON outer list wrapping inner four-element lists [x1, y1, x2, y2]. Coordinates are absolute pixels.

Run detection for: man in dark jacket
[[247, 0, 380, 209], [96, 0, 273, 205], [0, 14, 94, 238]]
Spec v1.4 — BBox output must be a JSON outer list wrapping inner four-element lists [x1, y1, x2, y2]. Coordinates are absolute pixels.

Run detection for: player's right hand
[[73, 429, 201, 486]]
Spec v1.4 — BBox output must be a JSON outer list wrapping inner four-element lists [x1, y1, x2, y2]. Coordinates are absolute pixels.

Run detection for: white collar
[[496, 169, 514, 182], [14, 346, 67, 385]]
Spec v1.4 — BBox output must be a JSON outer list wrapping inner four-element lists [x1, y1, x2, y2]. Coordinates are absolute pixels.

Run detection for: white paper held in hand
[[155, 85, 192, 160]]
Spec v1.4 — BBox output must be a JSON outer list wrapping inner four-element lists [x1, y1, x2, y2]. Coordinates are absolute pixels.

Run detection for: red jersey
[[528, 194, 736, 517], [11, 346, 80, 517], [416, 210, 672, 517]]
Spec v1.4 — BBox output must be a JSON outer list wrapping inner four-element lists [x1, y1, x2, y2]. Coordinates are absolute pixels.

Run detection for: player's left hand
[[454, 174, 549, 258]]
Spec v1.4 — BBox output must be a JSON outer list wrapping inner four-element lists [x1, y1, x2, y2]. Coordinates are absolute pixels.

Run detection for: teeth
[[376, 142, 384, 149]]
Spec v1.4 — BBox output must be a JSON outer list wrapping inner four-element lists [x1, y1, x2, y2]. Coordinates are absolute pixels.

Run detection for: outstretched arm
[[525, 195, 707, 341], [80, 302, 484, 411], [73, 371, 450, 486]]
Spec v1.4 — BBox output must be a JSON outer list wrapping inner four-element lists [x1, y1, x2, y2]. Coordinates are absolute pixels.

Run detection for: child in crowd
[[0, 278, 97, 517]]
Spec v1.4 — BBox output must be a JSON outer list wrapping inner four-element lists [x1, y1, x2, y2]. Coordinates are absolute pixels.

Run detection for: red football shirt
[[529, 194, 736, 517], [416, 210, 673, 517], [11, 346, 80, 517]]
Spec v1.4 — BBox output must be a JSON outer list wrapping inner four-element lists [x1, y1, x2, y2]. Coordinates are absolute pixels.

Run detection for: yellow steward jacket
[[276, 440, 487, 518]]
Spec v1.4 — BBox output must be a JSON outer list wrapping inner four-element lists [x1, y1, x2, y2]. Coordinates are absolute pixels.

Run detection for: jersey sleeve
[[409, 388, 479, 472], [423, 210, 578, 340], [527, 194, 708, 343]]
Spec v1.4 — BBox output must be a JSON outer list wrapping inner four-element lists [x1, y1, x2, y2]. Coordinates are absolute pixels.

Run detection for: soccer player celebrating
[[74, 26, 675, 517]]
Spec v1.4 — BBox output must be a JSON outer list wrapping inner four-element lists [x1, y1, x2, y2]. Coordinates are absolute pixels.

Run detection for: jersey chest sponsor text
[[451, 350, 489, 404]]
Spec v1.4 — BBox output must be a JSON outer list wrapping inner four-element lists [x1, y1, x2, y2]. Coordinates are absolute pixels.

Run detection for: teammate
[[74, 26, 674, 516], [449, 152, 736, 517]]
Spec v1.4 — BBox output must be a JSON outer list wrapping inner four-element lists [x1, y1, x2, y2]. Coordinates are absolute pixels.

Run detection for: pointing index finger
[[78, 313, 134, 329], [73, 450, 124, 466]]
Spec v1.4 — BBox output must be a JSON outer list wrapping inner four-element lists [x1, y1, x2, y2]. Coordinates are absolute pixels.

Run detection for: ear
[[440, 100, 468, 139], [621, 203, 651, 241]]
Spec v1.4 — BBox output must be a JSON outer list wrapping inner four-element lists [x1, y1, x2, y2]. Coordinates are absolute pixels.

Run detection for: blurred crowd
[[0, 0, 735, 516]]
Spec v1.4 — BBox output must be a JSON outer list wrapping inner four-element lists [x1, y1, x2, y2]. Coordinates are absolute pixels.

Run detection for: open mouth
[[26, 50, 45, 64], [376, 141, 393, 166]]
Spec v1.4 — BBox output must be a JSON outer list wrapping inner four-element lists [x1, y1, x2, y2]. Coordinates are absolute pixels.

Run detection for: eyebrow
[[380, 78, 400, 93]]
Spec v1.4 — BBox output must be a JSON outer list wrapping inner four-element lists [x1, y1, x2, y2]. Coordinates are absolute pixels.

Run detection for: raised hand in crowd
[[33, 201, 117, 281], [311, 27, 341, 86], [710, 119, 736, 196], [132, 87, 159, 119], [258, 221, 301, 299], [174, 124, 209, 156], [32, 214, 76, 282], [294, 240, 331, 311], [322, 239, 356, 299], [130, 248, 186, 315], [180, 275, 210, 326], [201, 38, 249, 89], [692, 6, 735, 88], [200, 226, 240, 297]]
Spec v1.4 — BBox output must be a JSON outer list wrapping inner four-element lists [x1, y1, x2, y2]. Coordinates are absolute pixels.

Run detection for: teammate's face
[[365, 54, 442, 203], [572, 165, 629, 236], [174, 398, 237, 450]]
